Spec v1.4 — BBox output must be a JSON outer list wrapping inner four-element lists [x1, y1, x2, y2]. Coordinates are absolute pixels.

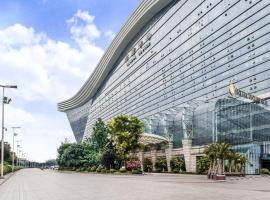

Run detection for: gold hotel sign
[[229, 83, 268, 106]]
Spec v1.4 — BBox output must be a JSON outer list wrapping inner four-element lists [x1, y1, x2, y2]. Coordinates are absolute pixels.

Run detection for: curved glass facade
[[61, 0, 270, 173]]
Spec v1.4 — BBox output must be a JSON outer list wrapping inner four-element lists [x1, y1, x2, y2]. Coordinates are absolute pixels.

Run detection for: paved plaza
[[0, 169, 269, 200]]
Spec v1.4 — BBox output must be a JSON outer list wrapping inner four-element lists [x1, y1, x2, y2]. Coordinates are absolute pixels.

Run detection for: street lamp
[[12, 127, 20, 172], [0, 84, 17, 178], [18, 150, 22, 167]]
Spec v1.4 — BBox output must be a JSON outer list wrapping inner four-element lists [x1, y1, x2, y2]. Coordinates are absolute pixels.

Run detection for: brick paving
[[0, 168, 269, 200]]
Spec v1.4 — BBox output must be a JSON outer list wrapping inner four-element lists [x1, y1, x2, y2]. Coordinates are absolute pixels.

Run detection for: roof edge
[[57, 0, 175, 112]]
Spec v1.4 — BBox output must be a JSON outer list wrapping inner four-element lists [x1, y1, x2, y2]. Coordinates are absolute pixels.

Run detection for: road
[[0, 169, 269, 200]]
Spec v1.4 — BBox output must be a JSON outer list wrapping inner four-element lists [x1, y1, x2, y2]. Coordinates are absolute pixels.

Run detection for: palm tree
[[204, 143, 218, 176], [216, 143, 231, 174], [226, 150, 237, 173], [237, 154, 248, 174], [205, 142, 231, 176]]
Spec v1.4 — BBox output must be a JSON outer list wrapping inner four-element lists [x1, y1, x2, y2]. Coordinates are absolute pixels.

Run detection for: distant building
[[58, 0, 270, 174]]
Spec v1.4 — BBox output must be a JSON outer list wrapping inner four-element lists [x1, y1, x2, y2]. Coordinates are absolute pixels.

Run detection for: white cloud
[[104, 30, 116, 40], [0, 10, 106, 161], [4, 105, 74, 162], [66, 10, 101, 46], [0, 20, 103, 104]]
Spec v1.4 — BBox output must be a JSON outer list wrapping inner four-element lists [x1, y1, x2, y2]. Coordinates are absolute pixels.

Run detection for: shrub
[[170, 156, 185, 173], [101, 169, 107, 173], [75, 168, 80, 172], [96, 165, 103, 173], [119, 167, 127, 173], [3, 164, 12, 175], [260, 168, 269, 175], [196, 156, 210, 174], [71, 167, 76, 171], [87, 167, 92, 172], [91, 166, 97, 172], [143, 158, 153, 172], [154, 157, 167, 172], [132, 169, 142, 174], [126, 160, 141, 171], [110, 169, 117, 173], [58, 166, 64, 171], [79, 167, 85, 172]]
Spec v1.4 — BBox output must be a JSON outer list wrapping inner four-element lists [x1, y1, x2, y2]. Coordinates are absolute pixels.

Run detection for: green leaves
[[196, 156, 210, 174], [108, 115, 144, 161], [57, 115, 144, 170], [92, 118, 109, 151], [204, 142, 248, 175]]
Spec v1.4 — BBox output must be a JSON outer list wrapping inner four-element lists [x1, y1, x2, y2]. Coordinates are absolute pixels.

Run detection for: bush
[[87, 167, 92, 172], [101, 169, 107, 173], [119, 167, 127, 173], [170, 156, 185, 173], [91, 166, 97, 172], [260, 168, 269, 175], [132, 169, 142, 174], [110, 169, 117, 173], [154, 157, 167, 172], [75, 168, 80, 172], [196, 156, 210, 174], [79, 167, 85, 172], [3, 164, 12, 175], [14, 166, 23, 172], [143, 158, 153, 172], [126, 160, 141, 171], [96, 166, 103, 173]]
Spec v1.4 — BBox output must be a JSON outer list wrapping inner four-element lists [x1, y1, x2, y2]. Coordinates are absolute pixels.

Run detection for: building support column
[[182, 139, 192, 172], [165, 142, 173, 172], [150, 145, 157, 172]]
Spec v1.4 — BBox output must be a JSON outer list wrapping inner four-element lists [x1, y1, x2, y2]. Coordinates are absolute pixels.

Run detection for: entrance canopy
[[139, 133, 168, 145]]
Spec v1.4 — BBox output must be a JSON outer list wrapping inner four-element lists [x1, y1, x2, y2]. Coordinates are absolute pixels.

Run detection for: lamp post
[[18, 150, 22, 167], [16, 140, 22, 167], [0, 84, 17, 178], [12, 127, 20, 172]]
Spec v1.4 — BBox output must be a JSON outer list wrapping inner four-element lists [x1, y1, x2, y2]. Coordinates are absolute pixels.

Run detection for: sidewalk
[[0, 172, 14, 186]]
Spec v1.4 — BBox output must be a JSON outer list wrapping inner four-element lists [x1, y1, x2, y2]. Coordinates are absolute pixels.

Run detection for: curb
[[0, 172, 15, 186]]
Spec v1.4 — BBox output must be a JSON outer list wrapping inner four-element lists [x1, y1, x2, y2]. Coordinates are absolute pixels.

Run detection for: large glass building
[[58, 0, 270, 174]]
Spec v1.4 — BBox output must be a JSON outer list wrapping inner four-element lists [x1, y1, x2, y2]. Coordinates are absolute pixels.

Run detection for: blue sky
[[0, 0, 140, 48], [0, 0, 140, 162]]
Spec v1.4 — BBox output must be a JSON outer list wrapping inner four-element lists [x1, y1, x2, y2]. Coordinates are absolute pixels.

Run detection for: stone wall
[[140, 139, 206, 173]]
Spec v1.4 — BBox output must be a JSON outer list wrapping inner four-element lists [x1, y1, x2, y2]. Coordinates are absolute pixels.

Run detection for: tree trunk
[[229, 160, 233, 173], [208, 160, 213, 175]]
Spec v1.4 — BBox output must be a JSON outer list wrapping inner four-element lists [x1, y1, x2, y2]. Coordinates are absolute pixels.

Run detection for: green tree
[[204, 142, 218, 176], [0, 141, 12, 164], [84, 145, 101, 167], [197, 156, 210, 174], [108, 115, 144, 166], [226, 150, 237, 173], [45, 159, 57, 167], [92, 118, 109, 151], [57, 143, 73, 167], [60, 144, 86, 168], [216, 142, 231, 174], [101, 141, 120, 169], [237, 154, 248, 174]]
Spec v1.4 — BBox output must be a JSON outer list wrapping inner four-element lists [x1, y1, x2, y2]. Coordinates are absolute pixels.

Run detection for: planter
[[213, 174, 226, 180]]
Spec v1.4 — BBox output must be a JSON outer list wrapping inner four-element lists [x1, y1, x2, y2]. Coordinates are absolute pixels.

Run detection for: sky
[[0, 0, 140, 162]]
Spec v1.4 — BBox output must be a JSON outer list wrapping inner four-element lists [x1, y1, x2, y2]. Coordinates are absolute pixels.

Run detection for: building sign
[[125, 33, 152, 66], [229, 83, 268, 105]]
